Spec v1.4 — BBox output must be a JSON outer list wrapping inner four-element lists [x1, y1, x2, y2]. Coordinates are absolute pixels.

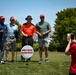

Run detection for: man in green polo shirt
[[36, 14, 51, 64]]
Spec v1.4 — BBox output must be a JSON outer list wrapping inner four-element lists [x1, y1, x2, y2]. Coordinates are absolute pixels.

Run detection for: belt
[[23, 36, 32, 38], [9, 36, 15, 39]]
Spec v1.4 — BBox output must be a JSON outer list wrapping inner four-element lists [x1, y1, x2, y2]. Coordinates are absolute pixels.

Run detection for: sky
[[0, 0, 76, 31]]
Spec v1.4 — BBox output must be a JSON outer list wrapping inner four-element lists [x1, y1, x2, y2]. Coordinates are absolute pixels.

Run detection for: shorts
[[6, 37, 16, 50], [38, 38, 50, 47]]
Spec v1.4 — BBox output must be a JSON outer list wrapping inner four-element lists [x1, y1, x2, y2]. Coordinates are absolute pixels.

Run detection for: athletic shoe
[[45, 59, 49, 62], [11, 60, 14, 62], [39, 59, 43, 64], [26, 58, 31, 62], [21, 60, 25, 62], [5, 60, 8, 62], [1, 60, 5, 64]]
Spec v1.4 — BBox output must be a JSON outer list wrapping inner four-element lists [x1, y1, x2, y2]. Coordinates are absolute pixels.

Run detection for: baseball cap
[[40, 14, 45, 18], [0, 16, 5, 20], [25, 15, 33, 20], [10, 16, 15, 21], [0, 16, 1, 20]]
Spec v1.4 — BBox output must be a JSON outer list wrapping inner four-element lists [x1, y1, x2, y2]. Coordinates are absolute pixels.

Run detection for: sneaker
[[21, 56, 25, 62], [21, 60, 25, 62], [1, 60, 5, 64], [26, 58, 31, 62], [45, 59, 49, 62], [39, 59, 43, 64], [11, 60, 14, 62], [5, 60, 8, 62]]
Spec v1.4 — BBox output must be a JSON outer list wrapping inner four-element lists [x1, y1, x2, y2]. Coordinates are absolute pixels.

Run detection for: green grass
[[0, 51, 71, 75]]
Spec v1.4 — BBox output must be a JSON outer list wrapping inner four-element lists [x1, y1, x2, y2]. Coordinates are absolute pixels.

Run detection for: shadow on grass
[[14, 60, 39, 62], [31, 60, 39, 62], [4, 60, 39, 63]]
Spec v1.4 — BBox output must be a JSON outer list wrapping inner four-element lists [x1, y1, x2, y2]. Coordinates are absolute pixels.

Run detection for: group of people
[[0, 14, 51, 64], [0, 16, 18, 64], [0, 14, 76, 75]]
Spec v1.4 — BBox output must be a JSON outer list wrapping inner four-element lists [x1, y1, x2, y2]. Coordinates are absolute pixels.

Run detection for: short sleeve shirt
[[69, 44, 76, 73], [36, 21, 51, 38], [6, 23, 18, 37], [20, 23, 36, 36]]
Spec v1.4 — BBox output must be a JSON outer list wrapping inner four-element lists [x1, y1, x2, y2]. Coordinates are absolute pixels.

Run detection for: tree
[[14, 20, 21, 32], [14, 20, 22, 42], [49, 8, 76, 52], [14, 20, 22, 50]]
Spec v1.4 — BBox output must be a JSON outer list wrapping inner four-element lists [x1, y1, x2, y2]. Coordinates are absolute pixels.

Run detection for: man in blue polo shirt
[[5, 17, 18, 62], [0, 16, 7, 64]]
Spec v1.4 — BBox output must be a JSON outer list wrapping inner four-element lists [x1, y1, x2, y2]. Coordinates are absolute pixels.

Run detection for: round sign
[[21, 45, 34, 59]]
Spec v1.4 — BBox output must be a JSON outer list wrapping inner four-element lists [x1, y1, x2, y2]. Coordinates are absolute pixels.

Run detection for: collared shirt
[[0, 23, 7, 42], [6, 23, 18, 37], [21, 23, 36, 36]]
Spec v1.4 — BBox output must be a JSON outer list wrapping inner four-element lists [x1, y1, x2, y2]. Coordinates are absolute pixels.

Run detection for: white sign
[[21, 45, 34, 59]]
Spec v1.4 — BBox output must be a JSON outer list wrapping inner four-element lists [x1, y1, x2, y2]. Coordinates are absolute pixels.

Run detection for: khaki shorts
[[6, 37, 16, 50], [38, 38, 50, 47]]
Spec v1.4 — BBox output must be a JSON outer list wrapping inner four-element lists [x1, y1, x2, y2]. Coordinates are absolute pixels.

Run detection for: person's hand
[[67, 35, 71, 42], [24, 34, 28, 37], [39, 33, 42, 37], [72, 39, 76, 43], [42, 32, 46, 36], [0, 30, 4, 32], [68, 39, 71, 44]]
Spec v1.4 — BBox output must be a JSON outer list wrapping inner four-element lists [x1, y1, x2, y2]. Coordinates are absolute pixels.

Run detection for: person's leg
[[45, 47, 48, 58], [5, 41, 10, 62], [44, 39, 49, 62], [5, 50, 9, 61], [39, 47, 43, 64], [5, 37, 11, 62], [11, 41, 16, 62], [38, 38, 43, 63], [39, 47, 43, 59], [21, 37, 27, 62], [11, 51, 15, 62], [27, 37, 33, 62], [45, 46, 49, 62], [0, 42, 5, 64]]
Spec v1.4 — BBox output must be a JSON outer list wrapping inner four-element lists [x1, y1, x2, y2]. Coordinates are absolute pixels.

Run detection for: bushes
[[16, 43, 39, 51], [48, 41, 59, 52], [33, 43, 39, 51], [16, 43, 22, 51]]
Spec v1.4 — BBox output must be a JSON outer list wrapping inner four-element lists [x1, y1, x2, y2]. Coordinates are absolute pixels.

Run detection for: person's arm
[[36, 31, 42, 36], [20, 25, 28, 37], [21, 31, 28, 37], [42, 29, 51, 36], [65, 40, 71, 55]]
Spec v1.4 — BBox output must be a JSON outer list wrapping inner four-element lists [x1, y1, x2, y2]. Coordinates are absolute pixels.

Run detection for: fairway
[[0, 51, 70, 75]]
